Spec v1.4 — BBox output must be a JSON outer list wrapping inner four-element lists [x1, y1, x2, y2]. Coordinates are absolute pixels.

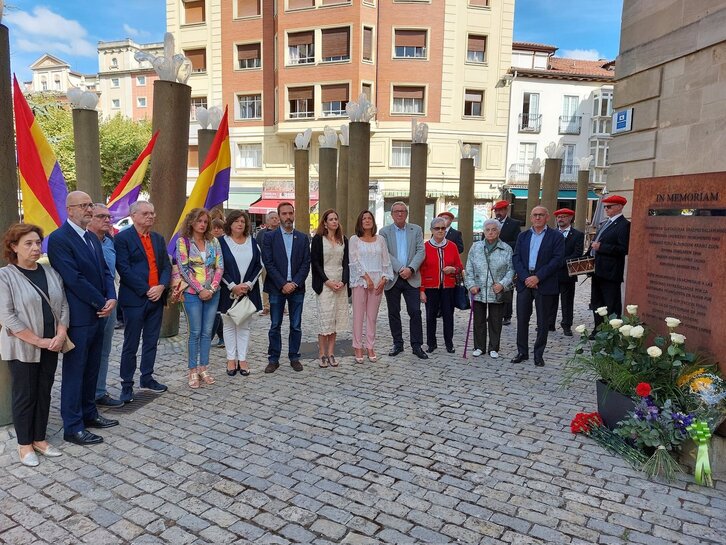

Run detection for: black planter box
[[596, 379, 637, 430]]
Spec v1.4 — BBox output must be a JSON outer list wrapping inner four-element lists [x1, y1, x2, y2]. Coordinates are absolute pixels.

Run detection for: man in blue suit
[[511, 206, 565, 367], [262, 202, 311, 373], [48, 191, 119, 445], [114, 201, 171, 403]]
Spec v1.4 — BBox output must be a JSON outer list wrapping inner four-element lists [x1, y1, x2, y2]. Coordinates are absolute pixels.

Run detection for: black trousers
[[591, 276, 623, 328], [516, 287, 557, 359], [424, 287, 455, 350], [502, 289, 514, 320], [473, 301, 505, 352], [549, 280, 576, 329], [385, 277, 423, 350], [9, 350, 58, 445]]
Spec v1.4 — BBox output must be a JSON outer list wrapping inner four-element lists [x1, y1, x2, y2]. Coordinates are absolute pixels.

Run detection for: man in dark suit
[[114, 201, 171, 403], [548, 208, 585, 336], [256, 210, 280, 316], [262, 202, 311, 373], [48, 191, 119, 446], [438, 211, 464, 254], [493, 200, 522, 325], [588, 194, 630, 330], [511, 206, 565, 367]]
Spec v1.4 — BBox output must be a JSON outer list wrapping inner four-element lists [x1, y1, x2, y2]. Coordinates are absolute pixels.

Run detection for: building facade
[[504, 42, 614, 224], [26, 54, 97, 95], [168, 0, 513, 228]]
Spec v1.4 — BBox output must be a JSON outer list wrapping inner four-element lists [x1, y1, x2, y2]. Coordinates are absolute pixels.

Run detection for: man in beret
[[548, 208, 584, 336], [437, 211, 464, 254], [493, 200, 522, 325], [588, 195, 630, 332]]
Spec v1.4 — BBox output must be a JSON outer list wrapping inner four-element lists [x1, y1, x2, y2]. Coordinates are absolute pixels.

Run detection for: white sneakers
[[472, 349, 483, 357], [490, 351, 499, 359]]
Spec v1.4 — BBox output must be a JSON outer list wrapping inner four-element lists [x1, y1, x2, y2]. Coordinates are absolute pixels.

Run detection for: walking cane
[[462, 293, 474, 361]]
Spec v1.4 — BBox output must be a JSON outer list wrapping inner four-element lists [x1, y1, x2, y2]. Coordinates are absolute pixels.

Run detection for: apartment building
[[26, 54, 97, 95], [169, 0, 513, 228], [504, 42, 614, 223]]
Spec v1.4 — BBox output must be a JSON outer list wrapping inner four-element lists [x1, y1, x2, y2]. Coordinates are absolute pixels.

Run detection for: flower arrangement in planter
[[565, 305, 726, 483]]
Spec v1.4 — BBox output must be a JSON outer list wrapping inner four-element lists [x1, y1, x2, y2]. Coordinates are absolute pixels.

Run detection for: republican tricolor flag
[[13, 76, 68, 240], [167, 106, 231, 254], [107, 131, 159, 222]]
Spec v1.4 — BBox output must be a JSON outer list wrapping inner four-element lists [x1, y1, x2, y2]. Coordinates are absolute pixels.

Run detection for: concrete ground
[[1, 285, 724, 544]]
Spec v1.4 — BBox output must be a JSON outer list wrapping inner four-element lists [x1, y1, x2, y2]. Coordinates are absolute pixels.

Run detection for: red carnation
[[635, 383, 651, 397], [570, 412, 603, 434]]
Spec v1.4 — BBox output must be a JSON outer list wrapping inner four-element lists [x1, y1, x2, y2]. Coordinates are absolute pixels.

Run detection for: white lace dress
[[316, 237, 349, 335]]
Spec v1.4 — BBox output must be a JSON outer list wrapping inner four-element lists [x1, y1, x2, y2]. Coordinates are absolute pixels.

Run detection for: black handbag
[[453, 272, 470, 310]]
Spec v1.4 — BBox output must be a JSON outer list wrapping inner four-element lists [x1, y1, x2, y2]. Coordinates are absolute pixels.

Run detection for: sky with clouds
[[3, 0, 623, 81]]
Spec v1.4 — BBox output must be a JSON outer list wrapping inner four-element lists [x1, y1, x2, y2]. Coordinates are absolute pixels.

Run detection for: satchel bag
[[224, 268, 264, 326], [453, 272, 470, 310]]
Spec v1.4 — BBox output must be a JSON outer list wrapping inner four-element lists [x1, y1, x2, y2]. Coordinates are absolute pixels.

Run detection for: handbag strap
[[230, 267, 264, 300], [9, 265, 61, 326]]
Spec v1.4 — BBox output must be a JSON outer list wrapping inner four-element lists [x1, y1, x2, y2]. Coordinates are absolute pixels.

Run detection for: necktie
[[591, 220, 611, 256]]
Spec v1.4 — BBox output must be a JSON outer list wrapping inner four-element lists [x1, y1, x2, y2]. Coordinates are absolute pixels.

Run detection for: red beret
[[602, 195, 627, 205], [492, 200, 511, 210], [554, 208, 575, 217], [437, 211, 455, 220]]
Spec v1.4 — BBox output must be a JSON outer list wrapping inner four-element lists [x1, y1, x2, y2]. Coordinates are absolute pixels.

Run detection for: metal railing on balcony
[[559, 116, 582, 135], [518, 113, 542, 133], [508, 163, 531, 182], [560, 162, 577, 182]]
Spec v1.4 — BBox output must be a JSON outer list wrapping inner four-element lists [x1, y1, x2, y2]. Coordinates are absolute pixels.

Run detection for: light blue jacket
[[464, 240, 514, 304]]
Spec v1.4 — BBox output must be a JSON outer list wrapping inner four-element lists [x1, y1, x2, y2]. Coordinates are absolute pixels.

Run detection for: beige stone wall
[[609, 2, 726, 217]]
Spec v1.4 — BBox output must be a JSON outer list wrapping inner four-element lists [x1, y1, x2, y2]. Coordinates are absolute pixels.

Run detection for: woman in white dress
[[310, 209, 350, 367], [348, 210, 393, 364]]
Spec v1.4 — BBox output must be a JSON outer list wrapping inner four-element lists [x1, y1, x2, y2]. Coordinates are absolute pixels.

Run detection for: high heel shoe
[[354, 350, 364, 364], [226, 360, 238, 376], [238, 361, 250, 376], [367, 350, 378, 363]]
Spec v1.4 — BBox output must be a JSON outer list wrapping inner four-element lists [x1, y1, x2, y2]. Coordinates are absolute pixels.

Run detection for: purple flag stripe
[[107, 186, 142, 223], [203, 167, 231, 210], [48, 163, 68, 223]]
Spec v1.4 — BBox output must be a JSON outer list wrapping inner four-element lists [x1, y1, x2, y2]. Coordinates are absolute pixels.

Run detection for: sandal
[[319, 356, 329, 368], [199, 367, 215, 385], [238, 361, 250, 376], [328, 355, 339, 367], [354, 349, 364, 364], [188, 369, 200, 389], [367, 350, 378, 363]]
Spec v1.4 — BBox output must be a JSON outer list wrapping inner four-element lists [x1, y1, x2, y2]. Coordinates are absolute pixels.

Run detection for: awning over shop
[[510, 189, 599, 200], [227, 191, 260, 210], [248, 198, 318, 215]]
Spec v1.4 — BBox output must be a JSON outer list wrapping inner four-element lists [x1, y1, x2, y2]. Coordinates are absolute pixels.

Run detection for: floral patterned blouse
[[175, 236, 223, 295]]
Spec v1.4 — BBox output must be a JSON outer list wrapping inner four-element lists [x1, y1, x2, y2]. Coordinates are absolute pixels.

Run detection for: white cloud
[[123, 23, 148, 38], [6, 7, 96, 58], [560, 48, 603, 61]]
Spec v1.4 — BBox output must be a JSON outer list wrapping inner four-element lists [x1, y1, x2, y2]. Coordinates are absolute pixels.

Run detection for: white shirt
[[223, 235, 255, 289]]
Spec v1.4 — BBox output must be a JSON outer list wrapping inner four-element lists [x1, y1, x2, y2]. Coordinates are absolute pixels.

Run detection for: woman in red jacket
[[419, 217, 463, 353]]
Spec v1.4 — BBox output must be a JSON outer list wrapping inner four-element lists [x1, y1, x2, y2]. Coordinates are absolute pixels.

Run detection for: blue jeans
[[183, 291, 220, 369], [268, 291, 305, 363], [95, 314, 116, 400]]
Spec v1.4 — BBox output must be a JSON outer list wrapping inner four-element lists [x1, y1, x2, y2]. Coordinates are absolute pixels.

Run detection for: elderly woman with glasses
[[419, 217, 463, 354], [465, 219, 514, 359]]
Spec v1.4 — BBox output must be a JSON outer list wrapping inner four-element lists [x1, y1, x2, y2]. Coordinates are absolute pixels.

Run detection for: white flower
[[670, 332, 686, 345], [575, 324, 586, 334], [620, 325, 632, 337], [665, 317, 681, 329], [596, 306, 609, 317], [609, 319, 623, 329], [647, 346, 662, 358], [626, 305, 638, 315], [630, 325, 645, 339]]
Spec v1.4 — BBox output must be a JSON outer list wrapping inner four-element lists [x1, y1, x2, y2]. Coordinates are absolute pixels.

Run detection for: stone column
[[409, 143, 427, 230], [318, 147, 337, 217], [541, 158, 562, 226], [526, 173, 542, 228], [347, 122, 370, 235], [575, 169, 589, 231], [0, 23, 18, 426], [150, 80, 191, 338], [336, 145, 349, 230], [197, 128, 216, 167], [459, 158, 475, 264], [72, 108, 104, 202], [294, 148, 310, 235]]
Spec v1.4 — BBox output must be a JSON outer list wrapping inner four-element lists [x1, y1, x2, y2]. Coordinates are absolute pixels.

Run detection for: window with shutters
[[237, 43, 261, 69], [137, 97, 147, 108], [468, 0, 489, 7], [287, 0, 314, 10], [111, 99, 120, 109], [183, 0, 205, 24], [287, 31, 314, 65], [394, 29, 427, 59], [464, 89, 483, 117], [322, 84, 349, 117], [235, 0, 261, 18], [237, 144, 262, 169], [321, 27, 350, 62], [392, 86, 425, 114], [190, 97, 207, 121], [362, 26, 374, 62], [391, 141, 412, 167], [467, 35, 486, 63], [288, 86, 314, 118], [237, 94, 262, 120], [362, 83, 373, 102], [184, 48, 207, 73], [111, 78, 120, 88]]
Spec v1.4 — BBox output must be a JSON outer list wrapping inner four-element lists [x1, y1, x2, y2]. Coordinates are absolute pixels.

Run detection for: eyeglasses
[[603, 204, 619, 209], [69, 203, 94, 210], [431, 227, 446, 231], [531, 213, 546, 217], [94, 214, 112, 220], [392, 209, 407, 214]]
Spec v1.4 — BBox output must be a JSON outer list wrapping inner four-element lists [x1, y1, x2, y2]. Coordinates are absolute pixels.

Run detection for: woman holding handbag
[[464, 219, 514, 359], [218, 210, 262, 377], [0, 224, 69, 466], [419, 217, 463, 354], [175, 208, 224, 388]]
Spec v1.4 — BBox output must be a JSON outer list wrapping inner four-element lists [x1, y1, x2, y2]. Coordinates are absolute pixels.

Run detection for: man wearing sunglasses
[[588, 195, 630, 331]]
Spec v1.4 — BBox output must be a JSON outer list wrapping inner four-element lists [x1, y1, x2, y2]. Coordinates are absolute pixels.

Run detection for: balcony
[[518, 113, 541, 133], [559, 116, 582, 135], [560, 162, 577, 182], [508, 163, 531, 182]]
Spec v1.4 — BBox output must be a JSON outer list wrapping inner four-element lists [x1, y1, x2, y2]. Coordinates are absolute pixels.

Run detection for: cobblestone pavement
[[1, 284, 724, 544]]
